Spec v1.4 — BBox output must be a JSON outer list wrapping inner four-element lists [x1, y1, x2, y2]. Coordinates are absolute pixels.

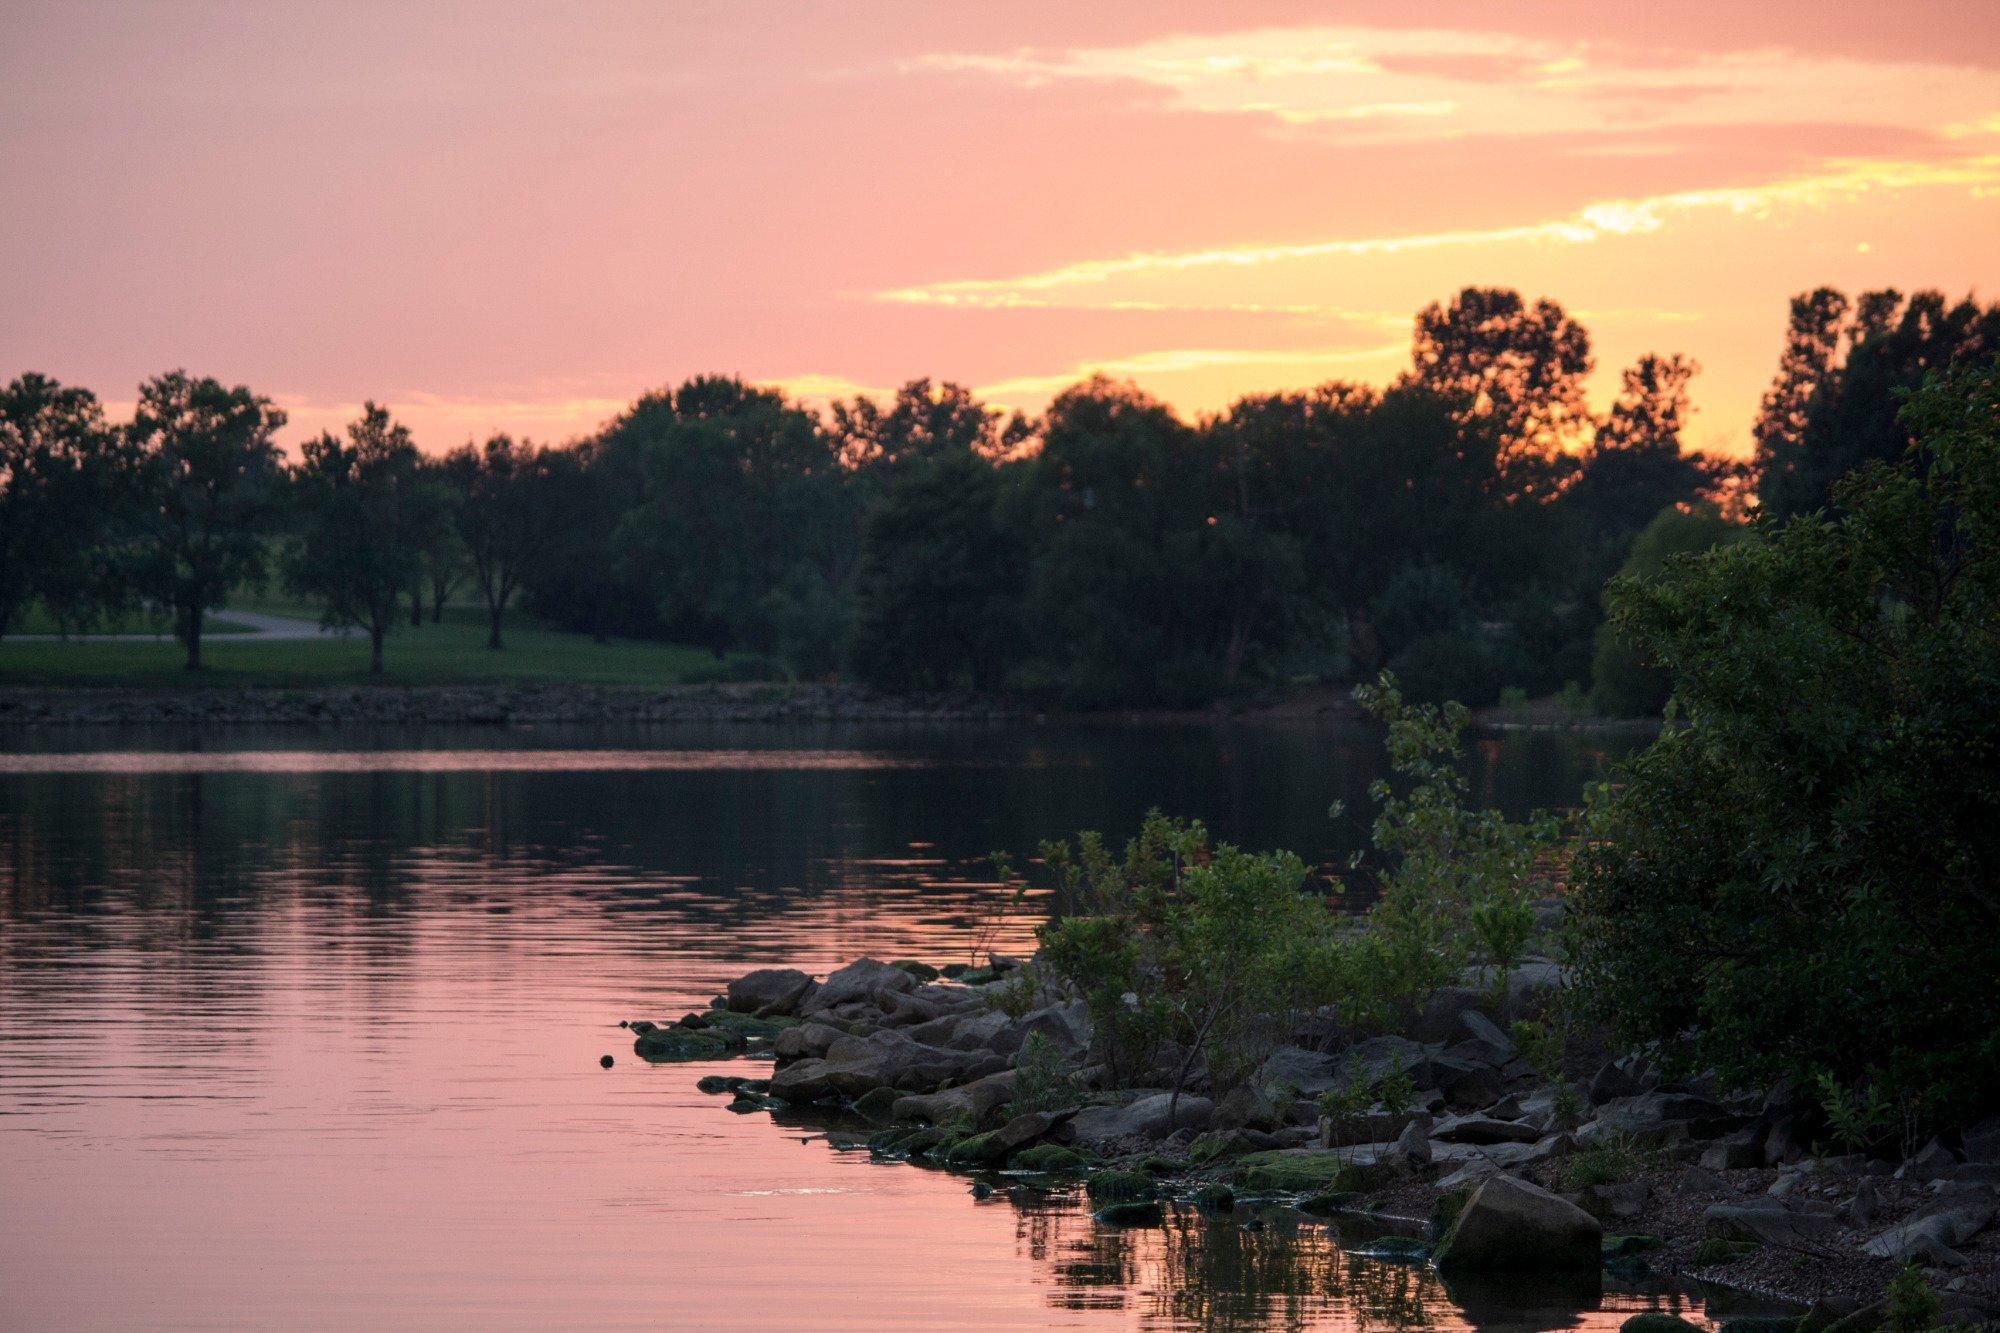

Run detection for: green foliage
[[1348, 673, 1560, 1021], [126, 371, 288, 669], [285, 404, 426, 673], [1884, 1265, 1942, 1333], [1559, 1137, 1649, 1191], [1589, 501, 1745, 717], [1037, 811, 1345, 1097], [1011, 1033, 1086, 1115], [1571, 356, 2000, 1135], [0, 374, 127, 639]]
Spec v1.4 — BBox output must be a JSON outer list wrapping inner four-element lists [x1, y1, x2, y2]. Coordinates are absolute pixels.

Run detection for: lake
[[0, 718, 1741, 1330]]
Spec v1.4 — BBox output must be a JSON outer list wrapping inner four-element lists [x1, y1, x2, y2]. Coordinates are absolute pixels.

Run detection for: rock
[[1011, 1143, 1085, 1173], [1862, 1196, 1997, 1264], [1704, 1200, 1839, 1246], [1589, 1057, 1649, 1106], [1578, 1181, 1650, 1222], [1388, 1116, 1433, 1168], [1904, 1137, 1960, 1177], [772, 1022, 845, 1061], [1192, 1182, 1235, 1211], [1084, 1169, 1157, 1203], [1692, 1238, 1761, 1264], [632, 1028, 734, 1061], [1485, 1094, 1523, 1120], [1065, 1093, 1213, 1145], [1433, 1114, 1543, 1146], [1460, 1009, 1517, 1061], [1622, 1317, 1703, 1333], [1434, 1173, 1603, 1273], [800, 959, 918, 1016], [769, 1029, 1001, 1101], [944, 1010, 1022, 1056], [599, 1054, 614, 1068], [891, 1070, 1017, 1125], [1236, 1149, 1373, 1194], [727, 967, 817, 1016], [1963, 1117, 2000, 1164], [890, 959, 940, 981], [1017, 1002, 1091, 1058], [1216, 1083, 1283, 1133], [1702, 1141, 1764, 1171], [851, 1087, 902, 1122], [1093, 1200, 1163, 1226], [1427, 1057, 1506, 1112], [1259, 1045, 1348, 1095], [1843, 1178, 1882, 1228], [1413, 987, 1490, 1044]]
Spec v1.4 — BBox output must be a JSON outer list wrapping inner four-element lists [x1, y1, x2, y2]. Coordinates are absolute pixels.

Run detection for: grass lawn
[[0, 605, 762, 689]]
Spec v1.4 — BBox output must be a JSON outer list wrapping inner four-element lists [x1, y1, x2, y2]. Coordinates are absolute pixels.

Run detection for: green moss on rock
[[1085, 1169, 1158, 1203], [1621, 1317, 1704, 1333], [1694, 1238, 1762, 1265], [1235, 1150, 1373, 1194], [1092, 1200, 1164, 1226], [1012, 1144, 1086, 1174], [633, 1029, 733, 1062]]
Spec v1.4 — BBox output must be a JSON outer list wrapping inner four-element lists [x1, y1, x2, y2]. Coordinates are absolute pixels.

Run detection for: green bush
[[1588, 501, 1744, 717], [1570, 358, 2000, 1139]]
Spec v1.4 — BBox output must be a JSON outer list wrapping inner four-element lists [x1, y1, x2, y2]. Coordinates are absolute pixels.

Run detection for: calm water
[[0, 719, 1741, 1330]]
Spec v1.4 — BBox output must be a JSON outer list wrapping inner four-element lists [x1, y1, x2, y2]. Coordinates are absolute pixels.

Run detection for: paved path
[[11, 611, 349, 642]]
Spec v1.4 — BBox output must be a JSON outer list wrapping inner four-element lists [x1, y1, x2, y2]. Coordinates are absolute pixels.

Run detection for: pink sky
[[4, 1, 1998, 456]]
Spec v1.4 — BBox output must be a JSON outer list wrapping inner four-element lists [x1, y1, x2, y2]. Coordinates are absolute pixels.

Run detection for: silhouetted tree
[[829, 378, 1028, 472], [286, 403, 425, 673], [1571, 354, 1722, 558], [127, 371, 286, 670], [1409, 286, 1593, 479], [445, 433, 555, 650], [0, 373, 127, 638]]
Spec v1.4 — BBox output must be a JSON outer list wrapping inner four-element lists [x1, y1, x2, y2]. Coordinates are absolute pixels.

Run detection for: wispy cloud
[[972, 341, 1407, 404], [908, 26, 2000, 146], [879, 153, 2000, 311]]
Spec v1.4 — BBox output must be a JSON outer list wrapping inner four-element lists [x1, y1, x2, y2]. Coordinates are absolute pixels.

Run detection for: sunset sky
[[5, 1, 1999, 456]]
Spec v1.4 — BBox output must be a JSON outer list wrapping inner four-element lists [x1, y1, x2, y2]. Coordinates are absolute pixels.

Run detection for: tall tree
[[1571, 353, 1721, 555], [1751, 287, 1850, 513], [127, 371, 286, 670], [828, 379, 1028, 472], [445, 433, 552, 650], [1409, 286, 1594, 477], [286, 403, 425, 673], [0, 373, 126, 638]]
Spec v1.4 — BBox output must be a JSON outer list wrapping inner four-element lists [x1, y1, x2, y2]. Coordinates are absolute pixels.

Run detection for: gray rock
[[1018, 1001, 1091, 1058], [1216, 1083, 1283, 1133], [1962, 1117, 2000, 1164], [771, 1021, 845, 1061], [1259, 1044, 1349, 1096], [1588, 1057, 1649, 1106], [1862, 1196, 1996, 1264], [1905, 1137, 1960, 1177], [1703, 1199, 1839, 1245], [727, 967, 817, 1016], [1433, 1173, 1602, 1273], [1702, 1141, 1763, 1171], [1388, 1116, 1433, 1168], [1577, 1181, 1649, 1222], [1412, 987, 1490, 1044], [800, 958, 918, 1016], [891, 1070, 1017, 1124], [945, 1010, 1022, 1055], [1460, 1009, 1518, 1060], [1066, 1092, 1215, 1144], [1843, 1177, 1882, 1229], [1433, 1114, 1543, 1146]]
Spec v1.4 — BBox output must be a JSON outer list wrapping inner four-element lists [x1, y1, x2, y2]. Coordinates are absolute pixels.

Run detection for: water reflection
[[0, 721, 1680, 1329]]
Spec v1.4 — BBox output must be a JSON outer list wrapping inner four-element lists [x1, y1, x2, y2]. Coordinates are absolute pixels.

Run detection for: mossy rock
[[695, 1074, 744, 1095], [634, 1029, 734, 1062], [1297, 1190, 1359, 1215], [709, 1010, 800, 1038], [1427, 1187, 1472, 1240], [890, 960, 941, 981], [1621, 1317, 1703, 1333], [1092, 1200, 1165, 1227], [851, 1087, 902, 1122], [1085, 1169, 1158, 1203], [1352, 1236, 1431, 1263], [1188, 1132, 1247, 1166], [868, 1126, 920, 1155], [727, 1090, 782, 1113], [939, 963, 971, 979], [954, 966, 998, 986], [1140, 1155, 1179, 1176], [1012, 1144, 1086, 1174], [1603, 1234, 1666, 1258], [1192, 1183, 1236, 1212], [944, 1130, 1012, 1167], [1235, 1150, 1373, 1194], [1694, 1238, 1762, 1265]]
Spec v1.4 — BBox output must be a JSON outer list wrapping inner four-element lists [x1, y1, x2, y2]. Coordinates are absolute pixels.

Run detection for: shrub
[[1587, 501, 1744, 717], [1570, 358, 2000, 1137]]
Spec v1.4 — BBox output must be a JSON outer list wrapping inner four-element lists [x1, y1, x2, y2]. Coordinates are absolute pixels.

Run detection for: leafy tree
[[407, 455, 464, 625], [0, 373, 126, 637], [444, 434, 555, 650], [828, 378, 1027, 472], [1572, 354, 1722, 556], [127, 371, 287, 670], [1588, 502, 1744, 716], [849, 446, 1021, 689], [1409, 286, 1593, 478], [285, 403, 425, 673], [1756, 288, 2000, 518], [517, 435, 658, 641], [1570, 357, 2000, 1134]]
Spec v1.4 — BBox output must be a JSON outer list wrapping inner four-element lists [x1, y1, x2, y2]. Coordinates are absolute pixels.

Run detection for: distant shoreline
[[0, 681, 1662, 731]]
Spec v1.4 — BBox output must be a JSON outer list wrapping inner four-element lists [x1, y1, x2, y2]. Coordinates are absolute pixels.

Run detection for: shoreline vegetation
[[619, 362, 2000, 1333]]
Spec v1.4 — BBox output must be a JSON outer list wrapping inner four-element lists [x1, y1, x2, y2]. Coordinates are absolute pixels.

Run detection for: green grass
[[0, 604, 767, 689]]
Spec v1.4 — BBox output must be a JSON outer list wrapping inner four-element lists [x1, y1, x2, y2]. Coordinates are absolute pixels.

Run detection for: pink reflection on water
[[0, 749, 1011, 775]]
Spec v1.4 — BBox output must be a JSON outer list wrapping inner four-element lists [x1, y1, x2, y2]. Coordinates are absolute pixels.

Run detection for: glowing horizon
[[4, 2, 1998, 456]]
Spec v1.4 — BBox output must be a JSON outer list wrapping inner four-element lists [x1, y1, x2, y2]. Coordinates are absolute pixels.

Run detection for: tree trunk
[[410, 584, 423, 627], [369, 624, 385, 674], [487, 602, 504, 650], [183, 597, 203, 671]]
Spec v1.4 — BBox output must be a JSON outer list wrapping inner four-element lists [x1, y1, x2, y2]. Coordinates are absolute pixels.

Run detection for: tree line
[[3, 284, 1993, 700]]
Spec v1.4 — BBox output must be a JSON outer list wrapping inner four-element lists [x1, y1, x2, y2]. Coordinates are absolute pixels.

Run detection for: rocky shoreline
[[0, 682, 1021, 727], [625, 954, 2000, 1331]]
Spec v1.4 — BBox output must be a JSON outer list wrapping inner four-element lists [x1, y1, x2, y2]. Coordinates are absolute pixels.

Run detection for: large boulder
[[771, 1021, 845, 1061], [1432, 1114, 1543, 1146], [1433, 1173, 1603, 1273], [1017, 1001, 1091, 1058], [800, 958, 919, 1016], [1065, 1092, 1214, 1145], [891, 1070, 1018, 1125], [1703, 1200, 1839, 1246], [726, 967, 817, 1016], [768, 1029, 1000, 1102], [1862, 1195, 1996, 1265]]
